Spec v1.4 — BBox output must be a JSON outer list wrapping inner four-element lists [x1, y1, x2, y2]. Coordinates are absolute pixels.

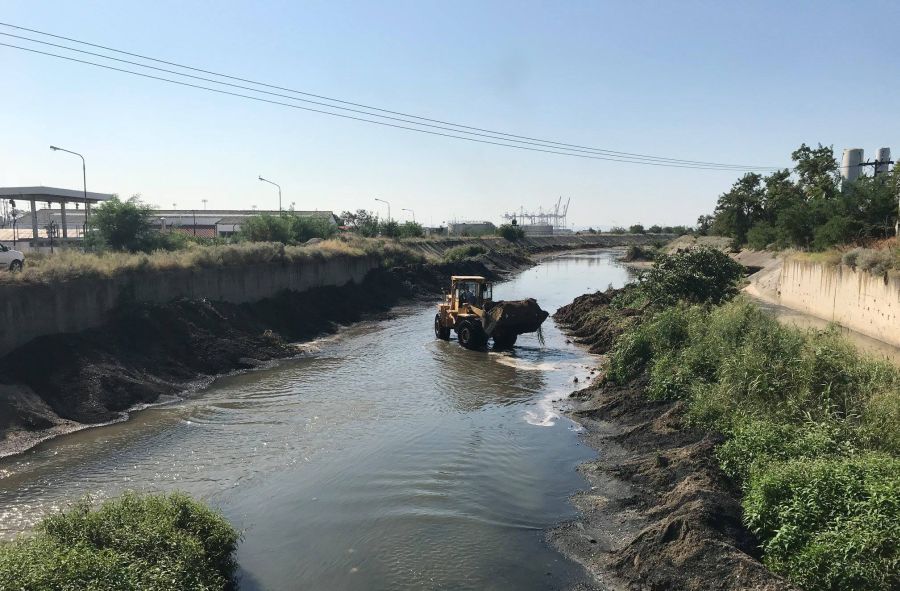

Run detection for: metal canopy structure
[[0, 186, 114, 242]]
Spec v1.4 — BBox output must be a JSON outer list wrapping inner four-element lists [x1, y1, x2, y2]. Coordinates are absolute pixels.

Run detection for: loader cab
[[449, 276, 492, 311]]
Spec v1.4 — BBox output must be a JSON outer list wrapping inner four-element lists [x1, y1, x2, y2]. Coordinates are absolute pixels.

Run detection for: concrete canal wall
[[778, 259, 900, 347]]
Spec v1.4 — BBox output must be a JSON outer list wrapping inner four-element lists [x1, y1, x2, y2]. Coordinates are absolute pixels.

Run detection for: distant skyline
[[2, 1, 898, 228]]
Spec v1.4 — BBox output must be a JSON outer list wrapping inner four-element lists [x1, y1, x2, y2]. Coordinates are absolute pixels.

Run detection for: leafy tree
[[379, 219, 400, 238], [340, 209, 380, 237], [696, 215, 714, 235], [648, 224, 663, 234], [498, 224, 525, 241], [241, 214, 293, 243], [88, 195, 155, 252], [711, 173, 764, 244], [609, 226, 627, 234], [628, 224, 646, 234], [398, 221, 424, 238]]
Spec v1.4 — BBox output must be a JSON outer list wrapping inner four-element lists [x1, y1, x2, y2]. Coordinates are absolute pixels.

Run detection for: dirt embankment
[[549, 291, 794, 591], [0, 249, 530, 457]]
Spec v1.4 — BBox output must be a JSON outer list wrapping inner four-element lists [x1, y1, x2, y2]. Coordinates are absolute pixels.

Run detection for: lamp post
[[50, 145, 88, 228], [401, 208, 416, 223], [375, 197, 391, 222], [258, 176, 282, 212]]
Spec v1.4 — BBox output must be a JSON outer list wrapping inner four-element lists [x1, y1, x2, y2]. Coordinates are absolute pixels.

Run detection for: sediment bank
[[0, 246, 535, 457], [549, 289, 793, 591]]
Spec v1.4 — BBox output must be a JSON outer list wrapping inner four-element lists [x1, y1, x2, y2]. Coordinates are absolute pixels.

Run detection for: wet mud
[[549, 290, 795, 591]]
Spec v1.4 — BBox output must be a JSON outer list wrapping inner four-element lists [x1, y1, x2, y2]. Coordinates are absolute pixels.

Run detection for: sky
[[1, 1, 898, 228]]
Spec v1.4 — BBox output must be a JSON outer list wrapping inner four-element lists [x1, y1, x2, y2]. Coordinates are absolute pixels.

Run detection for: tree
[[498, 224, 525, 241], [711, 173, 764, 244], [399, 221, 424, 238], [648, 224, 663, 234], [88, 195, 154, 252], [791, 143, 838, 200], [628, 224, 646, 234], [379, 219, 400, 238], [340, 209, 380, 237], [241, 214, 293, 243]]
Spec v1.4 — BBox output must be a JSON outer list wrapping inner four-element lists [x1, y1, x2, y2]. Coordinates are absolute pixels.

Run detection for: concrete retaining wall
[[0, 255, 379, 358], [0, 234, 664, 358], [779, 259, 900, 347]]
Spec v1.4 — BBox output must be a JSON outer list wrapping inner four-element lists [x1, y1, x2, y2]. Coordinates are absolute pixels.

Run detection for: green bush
[[498, 224, 525, 241], [241, 214, 336, 244], [743, 455, 900, 591], [637, 247, 745, 306], [0, 492, 240, 590], [443, 244, 488, 262], [399, 221, 424, 238]]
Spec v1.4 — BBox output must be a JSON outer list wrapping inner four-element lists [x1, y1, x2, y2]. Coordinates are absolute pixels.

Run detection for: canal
[[0, 249, 632, 590]]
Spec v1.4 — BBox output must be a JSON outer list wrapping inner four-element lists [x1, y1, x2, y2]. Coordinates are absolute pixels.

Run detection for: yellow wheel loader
[[434, 276, 549, 350]]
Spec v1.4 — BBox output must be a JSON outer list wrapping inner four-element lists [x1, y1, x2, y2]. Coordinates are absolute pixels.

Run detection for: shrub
[[0, 492, 240, 590], [399, 221, 424, 238], [378, 219, 401, 238], [241, 214, 336, 244], [443, 244, 488, 262], [609, 226, 627, 233], [856, 248, 893, 276], [628, 224, 646, 234], [637, 247, 745, 306], [498, 224, 525, 241], [743, 455, 900, 591], [87, 196, 155, 252]]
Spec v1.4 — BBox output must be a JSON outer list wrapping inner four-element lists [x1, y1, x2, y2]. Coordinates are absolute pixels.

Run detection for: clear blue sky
[[1, 1, 897, 227]]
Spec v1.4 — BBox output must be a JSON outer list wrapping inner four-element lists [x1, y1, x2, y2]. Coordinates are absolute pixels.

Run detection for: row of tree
[[702, 144, 899, 250]]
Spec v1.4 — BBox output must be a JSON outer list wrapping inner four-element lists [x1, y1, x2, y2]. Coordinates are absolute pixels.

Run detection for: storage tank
[[875, 147, 892, 175], [840, 148, 864, 186]]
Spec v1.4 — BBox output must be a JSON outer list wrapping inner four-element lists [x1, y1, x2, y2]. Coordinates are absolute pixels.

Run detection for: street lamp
[[50, 144, 88, 220], [258, 176, 282, 212], [401, 208, 416, 223], [201, 199, 208, 210], [375, 197, 391, 222]]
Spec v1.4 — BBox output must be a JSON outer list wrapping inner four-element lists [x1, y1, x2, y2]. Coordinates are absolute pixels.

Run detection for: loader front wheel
[[457, 321, 486, 350], [492, 332, 517, 349], [434, 314, 451, 340]]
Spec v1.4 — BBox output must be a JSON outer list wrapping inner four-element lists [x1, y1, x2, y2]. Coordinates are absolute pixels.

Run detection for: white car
[[0, 244, 24, 271]]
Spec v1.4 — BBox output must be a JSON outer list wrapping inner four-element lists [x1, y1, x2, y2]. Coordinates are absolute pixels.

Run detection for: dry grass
[[1, 237, 435, 284]]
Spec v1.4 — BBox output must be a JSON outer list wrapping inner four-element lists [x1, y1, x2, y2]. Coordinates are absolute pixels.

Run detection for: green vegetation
[[0, 492, 240, 590], [708, 143, 900, 250], [86, 196, 192, 253], [241, 213, 337, 244], [2, 237, 429, 284], [497, 224, 525, 241], [628, 224, 645, 234], [600, 249, 900, 590], [442, 244, 488, 262]]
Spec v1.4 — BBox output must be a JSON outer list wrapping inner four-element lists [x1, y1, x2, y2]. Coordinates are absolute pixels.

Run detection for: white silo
[[840, 148, 864, 185], [875, 147, 892, 175]]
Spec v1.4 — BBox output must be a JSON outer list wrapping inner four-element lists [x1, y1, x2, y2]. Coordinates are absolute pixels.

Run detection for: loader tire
[[457, 320, 486, 350], [492, 332, 517, 349], [434, 314, 451, 340]]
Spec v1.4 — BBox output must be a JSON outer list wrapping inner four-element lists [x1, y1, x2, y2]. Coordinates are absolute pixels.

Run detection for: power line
[[2, 31, 773, 170], [0, 31, 782, 172], [0, 22, 781, 171]]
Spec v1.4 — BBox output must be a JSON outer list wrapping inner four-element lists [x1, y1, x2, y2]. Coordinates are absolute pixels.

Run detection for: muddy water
[[0, 249, 629, 590]]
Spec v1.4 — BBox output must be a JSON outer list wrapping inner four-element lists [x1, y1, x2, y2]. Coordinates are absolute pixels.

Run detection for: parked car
[[0, 244, 24, 271]]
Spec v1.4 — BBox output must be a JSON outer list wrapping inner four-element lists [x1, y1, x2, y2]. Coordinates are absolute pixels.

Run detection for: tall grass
[[1, 237, 432, 284], [0, 492, 240, 590], [606, 298, 900, 590]]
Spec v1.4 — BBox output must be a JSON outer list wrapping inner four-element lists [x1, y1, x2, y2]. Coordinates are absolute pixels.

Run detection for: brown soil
[[0, 252, 528, 457], [550, 291, 795, 591]]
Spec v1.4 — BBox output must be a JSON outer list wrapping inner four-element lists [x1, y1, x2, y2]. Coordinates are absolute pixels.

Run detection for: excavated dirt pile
[[550, 289, 794, 591], [484, 298, 549, 338]]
